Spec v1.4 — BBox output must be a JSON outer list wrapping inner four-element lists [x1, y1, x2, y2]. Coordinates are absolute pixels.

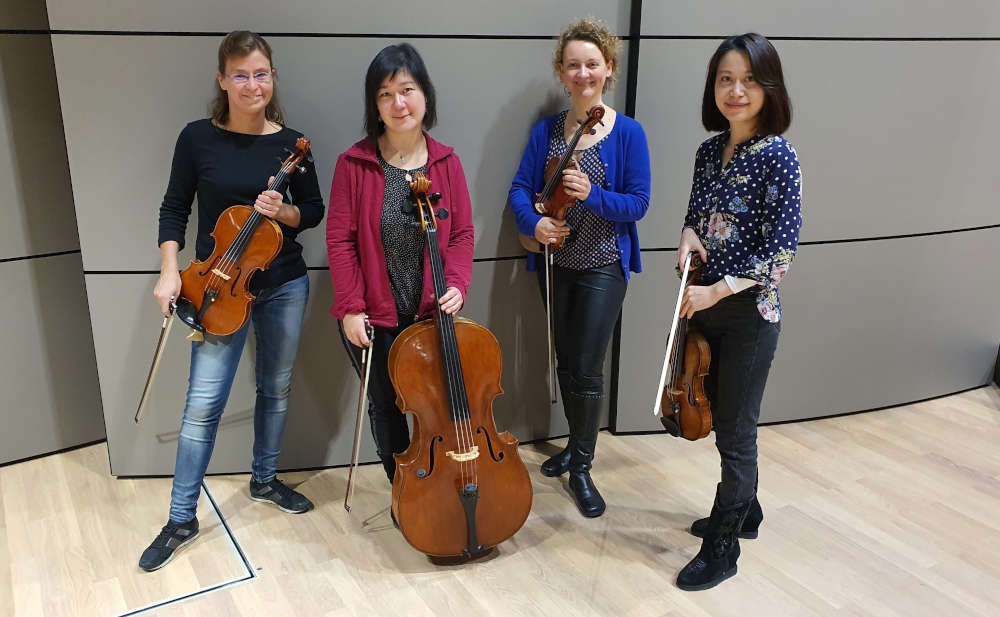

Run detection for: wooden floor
[[3, 386, 1000, 617]]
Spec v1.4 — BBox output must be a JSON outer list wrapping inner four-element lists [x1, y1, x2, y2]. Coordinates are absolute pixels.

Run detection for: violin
[[174, 137, 312, 336], [517, 105, 605, 253], [389, 172, 532, 558], [652, 253, 712, 440]]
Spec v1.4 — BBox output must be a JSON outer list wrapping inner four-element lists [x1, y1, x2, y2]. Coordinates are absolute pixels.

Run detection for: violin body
[[657, 254, 713, 440], [178, 205, 282, 336], [174, 137, 311, 337], [660, 325, 712, 440], [389, 317, 531, 557], [517, 105, 605, 254]]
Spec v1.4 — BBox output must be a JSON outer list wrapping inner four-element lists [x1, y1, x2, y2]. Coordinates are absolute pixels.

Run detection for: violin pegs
[[435, 207, 449, 220], [429, 192, 442, 203]]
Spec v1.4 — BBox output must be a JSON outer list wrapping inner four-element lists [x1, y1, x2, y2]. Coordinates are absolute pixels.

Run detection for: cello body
[[389, 317, 531, 557]]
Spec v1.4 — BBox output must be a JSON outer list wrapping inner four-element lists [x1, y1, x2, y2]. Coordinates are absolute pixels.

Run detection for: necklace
[[381, 136, 423, 166]]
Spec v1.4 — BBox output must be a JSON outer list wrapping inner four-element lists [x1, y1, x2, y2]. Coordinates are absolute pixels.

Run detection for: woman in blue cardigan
[[508, 18, 650, 518]]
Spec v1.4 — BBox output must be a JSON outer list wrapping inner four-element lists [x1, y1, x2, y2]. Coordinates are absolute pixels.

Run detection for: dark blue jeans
[[691, 289, 780, 508], [168, 274, 309, 523]]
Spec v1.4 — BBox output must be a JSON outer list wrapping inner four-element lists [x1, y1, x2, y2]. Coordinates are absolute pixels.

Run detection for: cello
[[651, 253, 712, 440], [389, 172, 532, 558], [174, 137, 312, 336]]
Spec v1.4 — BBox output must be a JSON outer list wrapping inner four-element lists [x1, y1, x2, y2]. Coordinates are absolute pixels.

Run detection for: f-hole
[[476, 427, 503, 462], [426, 435, 444, 474]]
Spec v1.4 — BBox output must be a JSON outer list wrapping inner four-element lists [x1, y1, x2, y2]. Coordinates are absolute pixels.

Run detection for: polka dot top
[[378, 153, 426, 317], [548, 111, 621, 270], [683, 132, 803, 322]]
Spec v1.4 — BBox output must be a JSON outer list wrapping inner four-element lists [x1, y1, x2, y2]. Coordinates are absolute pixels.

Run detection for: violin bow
[[652, 253, 693, 417], [135, 297, 177, 423], [344, 318, 376, 512], [544, 245, 557, 404]]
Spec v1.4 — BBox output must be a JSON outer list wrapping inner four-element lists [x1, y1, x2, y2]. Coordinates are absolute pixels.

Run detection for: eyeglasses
[[227, 71, 274, 85]]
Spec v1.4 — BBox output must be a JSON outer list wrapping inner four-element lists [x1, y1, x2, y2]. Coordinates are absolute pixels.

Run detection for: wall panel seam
[[0, 249, 82, 264]]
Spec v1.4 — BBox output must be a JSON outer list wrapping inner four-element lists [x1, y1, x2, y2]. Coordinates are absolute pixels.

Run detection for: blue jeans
[[168, 274, 309, 523], [691, 288, 780, 508]]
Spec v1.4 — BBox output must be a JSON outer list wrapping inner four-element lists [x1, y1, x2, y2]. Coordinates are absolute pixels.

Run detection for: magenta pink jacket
[[326, 134, 475, 327]]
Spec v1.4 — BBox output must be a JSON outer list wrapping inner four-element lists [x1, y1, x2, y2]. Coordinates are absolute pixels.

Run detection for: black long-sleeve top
[[158, 119, 325, 291]]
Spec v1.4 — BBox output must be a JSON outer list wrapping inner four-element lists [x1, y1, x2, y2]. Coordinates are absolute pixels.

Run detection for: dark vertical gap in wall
[[609, 0, 642, 432]]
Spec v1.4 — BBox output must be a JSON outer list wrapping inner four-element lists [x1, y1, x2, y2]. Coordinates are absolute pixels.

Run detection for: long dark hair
[[363, 43, 437, 141], [210, 31, 284, 126], [702, 33, 791, 135]]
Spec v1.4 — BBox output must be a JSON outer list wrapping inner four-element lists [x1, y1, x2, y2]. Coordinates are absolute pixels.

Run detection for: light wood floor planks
[[2, 385, 999, 617]]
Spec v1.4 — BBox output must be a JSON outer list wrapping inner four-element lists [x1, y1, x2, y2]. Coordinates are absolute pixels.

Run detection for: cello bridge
[[446, 446, 480, 462]]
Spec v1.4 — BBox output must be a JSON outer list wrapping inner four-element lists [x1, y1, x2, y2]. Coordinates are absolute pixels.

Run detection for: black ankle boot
[[566, 392, 605, 518], [677, 500, 751, 591], [690, 495, 762, 539], [568, 448, 606, 517]]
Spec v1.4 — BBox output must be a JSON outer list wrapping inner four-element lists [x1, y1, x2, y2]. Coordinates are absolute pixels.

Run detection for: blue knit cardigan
[[508, 111, 651, 279]]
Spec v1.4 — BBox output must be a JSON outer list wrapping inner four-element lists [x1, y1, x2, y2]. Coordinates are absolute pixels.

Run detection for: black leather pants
[[538, 261, 627, 450]]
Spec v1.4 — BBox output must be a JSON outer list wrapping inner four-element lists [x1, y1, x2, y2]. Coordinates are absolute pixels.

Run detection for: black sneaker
[[138, 518, 199, 572], [249, 478, 313, 513]]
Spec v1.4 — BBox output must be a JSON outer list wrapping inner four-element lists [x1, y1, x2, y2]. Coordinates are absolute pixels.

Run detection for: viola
[[174, 137, 311, 336], [517, 105, 605, 253], [389, 172, 532, 558], [652, 253, 712, 440]]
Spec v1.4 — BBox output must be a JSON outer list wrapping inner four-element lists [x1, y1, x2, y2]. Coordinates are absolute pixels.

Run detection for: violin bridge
[[534, 202, 546, 214], [210, 268, 232, 281], [446, 446, 480, 462]]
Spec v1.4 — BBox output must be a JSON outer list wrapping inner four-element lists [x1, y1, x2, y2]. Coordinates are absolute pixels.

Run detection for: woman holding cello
[[673, 33, 801, 590], [327, 43, 474, 491], [508, 18, 651, 518], [140, 31, 324, 572]]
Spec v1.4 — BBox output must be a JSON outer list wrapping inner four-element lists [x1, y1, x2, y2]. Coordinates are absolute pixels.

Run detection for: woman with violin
[[673, 33, 801, 590], [327, 43, 474, 491], [140, 31, 324, 572], [509, 18, 651, 518]]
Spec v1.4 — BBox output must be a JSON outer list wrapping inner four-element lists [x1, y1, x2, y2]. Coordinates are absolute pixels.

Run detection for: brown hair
[[553, 18, 623, 93], [210, 31, 284, 126]]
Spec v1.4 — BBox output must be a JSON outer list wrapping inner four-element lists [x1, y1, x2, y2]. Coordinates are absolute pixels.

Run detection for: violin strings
[[200, 166, 292, 302]]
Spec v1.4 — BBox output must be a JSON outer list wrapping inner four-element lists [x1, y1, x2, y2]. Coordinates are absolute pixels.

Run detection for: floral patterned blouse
[[683, 132, 802, 322]]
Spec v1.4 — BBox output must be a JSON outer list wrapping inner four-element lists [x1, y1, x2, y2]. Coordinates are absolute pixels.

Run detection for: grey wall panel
[[642, 1, 1000, 38], [0, 0, 48, 30], [635, 39, 1000, 247], [45, 0, 629, 36], [615, 229, 1000, 432], [52, 35, 629, 270], [0, 35, 79, 260], [0, 254, 104, 464], [92, 260, 588, 475]]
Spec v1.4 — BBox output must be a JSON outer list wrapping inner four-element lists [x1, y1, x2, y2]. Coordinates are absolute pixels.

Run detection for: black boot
[[690, 495, 762, 539], [677, 500, 751, 591], [541, 372, 576, 477], [566, 392, 605, 518]]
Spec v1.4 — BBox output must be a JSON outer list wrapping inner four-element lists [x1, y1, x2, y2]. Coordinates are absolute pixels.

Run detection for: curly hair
[[553, 18, 623, 93]]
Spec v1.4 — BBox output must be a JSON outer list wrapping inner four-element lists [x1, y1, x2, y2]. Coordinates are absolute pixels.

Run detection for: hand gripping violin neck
[[388, 172, 532, 558]]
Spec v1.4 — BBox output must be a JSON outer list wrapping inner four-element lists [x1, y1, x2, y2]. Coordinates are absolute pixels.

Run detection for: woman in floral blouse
[[674, 33, 802, 591]]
